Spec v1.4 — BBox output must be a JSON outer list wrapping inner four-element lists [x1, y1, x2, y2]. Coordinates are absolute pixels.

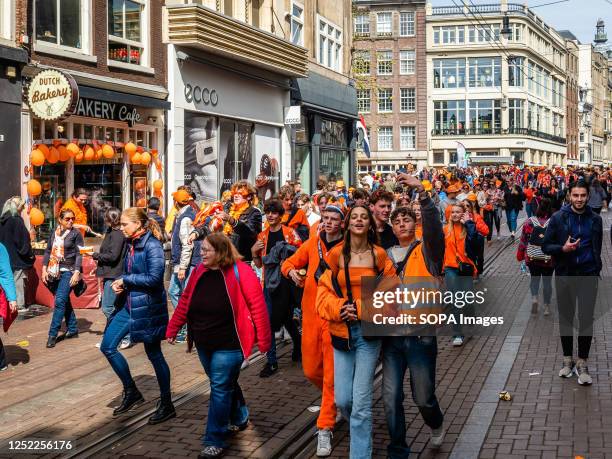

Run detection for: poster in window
[[219, 121, 253, 194], [184, 112, 218, 202], [254, 124, 281, 202]]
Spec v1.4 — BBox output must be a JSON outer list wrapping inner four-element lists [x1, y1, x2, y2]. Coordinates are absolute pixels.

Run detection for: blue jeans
[[196, 347, 248, 448], [506, 208, 519, 233], [525, 203, 534, 218], [48, 271, 78, 337], [168, 268, 192, 308], [101, 279, 117, 319], [334, 324, 381, 459], [382, 336, 444, 459], [528, 265, 554, 304], [100, 308, 171, 400], [444, 268, 474, 336]]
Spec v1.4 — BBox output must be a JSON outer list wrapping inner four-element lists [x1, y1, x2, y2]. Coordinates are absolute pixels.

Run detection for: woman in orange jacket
[[316, 205, 396, 459], [465, 194, 489, 277], [443, 202, 480, 347]]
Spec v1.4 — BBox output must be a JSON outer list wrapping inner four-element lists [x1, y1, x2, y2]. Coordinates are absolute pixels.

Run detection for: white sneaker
[[119, 338, 132, 350], [430, 426, 445, 448], [95, 342, 101, 349], [316, 429, 333, 457], [575, 359, 593, 385], [240, 359, 250, 370], [452, 336, 464, 347], [558, 357, 574, 378]]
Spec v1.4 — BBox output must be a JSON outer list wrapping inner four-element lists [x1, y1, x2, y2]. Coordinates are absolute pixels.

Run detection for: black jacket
[[542, 205, 602, 275], [42, 228, 84, 272], [0, 213, 35, 270], [93, 228, 127, 279], [147, 211, 167, 241], [192, 205, 262, 261], [504, 185, 525, 211]]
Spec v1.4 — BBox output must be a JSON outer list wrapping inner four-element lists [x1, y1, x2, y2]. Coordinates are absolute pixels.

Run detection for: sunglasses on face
[[64, 217, 75, 221]]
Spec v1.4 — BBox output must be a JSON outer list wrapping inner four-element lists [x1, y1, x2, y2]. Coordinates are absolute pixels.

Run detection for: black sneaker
[[259, 362, 278, 378], [64, 331, 79, 339], [46, 336, 57, 348], [113, 387, 144, 416], [148, 400, 176, 425]]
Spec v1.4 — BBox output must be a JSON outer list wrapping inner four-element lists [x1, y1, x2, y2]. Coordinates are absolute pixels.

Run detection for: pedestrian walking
[[542, 180, 602, 386], [383, 175, 446, 457], [42, 209, 84, 348], [316, 205, 396, 459], [166, 233, 271, 459], [443, 202, 479, 347], [282, 203, 345, 456], [0, 197, 35, 312], [517, 198, 554, 316], [88, 208, 127, 346], [587, 179, 607, 214], [100, 208, 174, 423], [503, 178, 524, 238], [0, 242, 18, 371]]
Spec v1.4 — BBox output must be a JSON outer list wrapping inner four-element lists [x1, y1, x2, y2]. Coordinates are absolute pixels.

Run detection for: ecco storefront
[[21, 68, 169, 240], [167, 46, 292, 205]]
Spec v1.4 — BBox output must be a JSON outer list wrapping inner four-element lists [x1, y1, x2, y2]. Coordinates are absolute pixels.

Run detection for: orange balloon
[[47, 146, 60, 164], [135, 179, 146, 190], [153, 179, 163, 191], [74, 152, 84, 163], [27, 179, 42, 196], [94, 146, 103, 160], [52, 139, 62, 147], [151, 149, 158, 157], [30, 149, 45, 166], [131, 152, 142, 164], [29, 208, 45, 226], [154, 189, 162, 198], [140, 152, 151, 166], [102, 144, 115, 159], [155, 158, 162, 173], [66, 143, 79, 157], [58, 145, 70, 162], [84, 146, 95, 161], [124, 142, 137, 156], [137, 146, 144, 153], [136, 198, 146, 208], [37, 144, 50, 158]]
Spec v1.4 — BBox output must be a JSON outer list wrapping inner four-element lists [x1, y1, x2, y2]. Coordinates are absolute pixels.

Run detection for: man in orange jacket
[[281, 204, 345, 457]]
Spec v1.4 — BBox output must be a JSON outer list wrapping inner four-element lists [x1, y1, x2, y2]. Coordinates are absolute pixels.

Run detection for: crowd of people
[[0, 164, 610, 459]]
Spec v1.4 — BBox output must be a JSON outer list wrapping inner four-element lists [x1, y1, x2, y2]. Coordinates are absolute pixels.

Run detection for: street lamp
[[501, 14, 512, 38]]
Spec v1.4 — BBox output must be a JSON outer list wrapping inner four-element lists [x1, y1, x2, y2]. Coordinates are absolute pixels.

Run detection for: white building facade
[[426, 1, 567, 168]]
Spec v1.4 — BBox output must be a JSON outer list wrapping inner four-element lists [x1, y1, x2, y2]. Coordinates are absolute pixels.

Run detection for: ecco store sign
[[75, 98, 142, 127], [27, 70, 78, 121], [184, 83, 219, 106]]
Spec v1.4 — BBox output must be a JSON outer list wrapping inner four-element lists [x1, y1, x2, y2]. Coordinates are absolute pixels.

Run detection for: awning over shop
[[291, 72, 358, 120], [0, 45, 28, 64], [469, 156, 515, 165], [79, 86, 171, 110]]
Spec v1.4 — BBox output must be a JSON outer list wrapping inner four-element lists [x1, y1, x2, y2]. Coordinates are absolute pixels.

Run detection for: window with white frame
[[400, 88, 415, 112], [468, 57, 501, 87], [353, 50, 370, 75], [433, 58, 466, 88], [318, 17, 342, 72], [291, 2, 304, 46], [399, 12, 415, 36], [378, 88, 393, 112], [508, 57, 523, 87], [0, 0, 12, 41], [399, 50, 415, 74], [357, 89, 371, 113], [36, 0, 85, 50], [400, 126, 416, 150], [433, 25, 465, 45], [467, 24, 500, 43], [354, 14, 369, 36], [376, 12, 392, 35], [108, 0, 147, 66], [509, 23, 523, 42], [509, 99, 524, 130], [377, 50, 393, 75], [378, 127, 393, 151]]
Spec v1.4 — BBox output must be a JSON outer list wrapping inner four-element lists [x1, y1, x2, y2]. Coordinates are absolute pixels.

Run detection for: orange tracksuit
[[281, 233, 339, 429]]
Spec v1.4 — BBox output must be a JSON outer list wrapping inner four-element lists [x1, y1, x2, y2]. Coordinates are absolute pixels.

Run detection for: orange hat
[[467, 192, 477, 202], [446, 183, 462, 193], [422, 180, 433, 191], [172, 189, 191, 205]]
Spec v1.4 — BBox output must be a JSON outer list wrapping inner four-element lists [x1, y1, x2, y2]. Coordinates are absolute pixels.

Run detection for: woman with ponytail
[[316, 205, 396, 458], [100, 208, 174, 425]]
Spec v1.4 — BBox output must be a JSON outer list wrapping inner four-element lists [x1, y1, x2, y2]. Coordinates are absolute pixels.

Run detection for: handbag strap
[[233, 263, 240, 283], [344, 256, 353, 304]]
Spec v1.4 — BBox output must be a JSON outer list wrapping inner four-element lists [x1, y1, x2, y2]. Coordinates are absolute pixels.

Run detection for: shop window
[[184, 112, 219, 202], [108, 0, 146, 66], [319, 148, 349, 190], [320, 119, 347, 148], [35, 0, 82, 49], [433, 151, 444, 164], [291, 1, 304, 46], [33, 164, 67, 242], [74, 164, 124, 232]]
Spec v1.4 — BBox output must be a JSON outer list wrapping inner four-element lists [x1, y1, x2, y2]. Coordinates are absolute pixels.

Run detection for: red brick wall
[[15, 0, 166, 89]]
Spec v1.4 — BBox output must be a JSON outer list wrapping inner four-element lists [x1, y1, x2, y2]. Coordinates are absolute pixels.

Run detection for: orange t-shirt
[[443, 223, 475, 272]]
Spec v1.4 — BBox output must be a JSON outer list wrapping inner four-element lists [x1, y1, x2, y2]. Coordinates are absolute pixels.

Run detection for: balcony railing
[[431, 126, 567, 144]]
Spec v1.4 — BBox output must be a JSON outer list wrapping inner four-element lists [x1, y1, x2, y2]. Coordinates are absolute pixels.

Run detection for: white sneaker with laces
[[558, 356, 574, 378], [316, 429, 333, 457], [119, 338, 131, 350], [575, 359, 592, 385], [430, 426, 445, 448], [452, 336, 464, 347]]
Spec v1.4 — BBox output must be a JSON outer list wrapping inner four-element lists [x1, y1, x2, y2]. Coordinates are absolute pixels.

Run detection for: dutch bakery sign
[[27, 69, 78, 121], [75, 98, 142, 127]]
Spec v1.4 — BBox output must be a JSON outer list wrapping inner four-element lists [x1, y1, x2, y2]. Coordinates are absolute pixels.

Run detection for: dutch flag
[[356, 114, 371, 158]]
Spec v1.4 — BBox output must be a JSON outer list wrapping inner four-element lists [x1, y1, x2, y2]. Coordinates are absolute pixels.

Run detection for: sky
[[429, 0, 612, 46]]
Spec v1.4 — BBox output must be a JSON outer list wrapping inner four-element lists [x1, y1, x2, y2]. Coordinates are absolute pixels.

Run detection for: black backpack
[[526, 217, 551, 262]]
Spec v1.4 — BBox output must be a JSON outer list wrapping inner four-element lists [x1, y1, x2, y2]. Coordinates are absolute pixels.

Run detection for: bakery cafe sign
[[27, 69, 78, 121], [75, 98, 142, 127]]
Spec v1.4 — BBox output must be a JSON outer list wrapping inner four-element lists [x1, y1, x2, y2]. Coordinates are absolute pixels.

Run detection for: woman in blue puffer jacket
[[100, 207, 174, 425]]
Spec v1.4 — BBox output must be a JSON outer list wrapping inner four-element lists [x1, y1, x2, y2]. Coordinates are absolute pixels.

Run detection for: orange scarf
[[224, 202, 250, 235]]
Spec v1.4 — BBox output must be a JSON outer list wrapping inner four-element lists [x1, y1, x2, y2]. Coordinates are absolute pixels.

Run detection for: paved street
[[0, 212, 611, 459]]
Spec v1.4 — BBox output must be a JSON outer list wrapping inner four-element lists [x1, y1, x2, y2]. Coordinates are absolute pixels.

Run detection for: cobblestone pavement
[[4, 211, 611, 458]]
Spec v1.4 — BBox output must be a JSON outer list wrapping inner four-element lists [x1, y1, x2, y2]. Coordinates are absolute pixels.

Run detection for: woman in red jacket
[[167, 233, 271, 459]]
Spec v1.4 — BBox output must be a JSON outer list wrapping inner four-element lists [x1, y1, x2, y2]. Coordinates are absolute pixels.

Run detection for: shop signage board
[[284, 105, 301, 125], [75, 98, 142, 127], [27, 69, 79, 121]]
